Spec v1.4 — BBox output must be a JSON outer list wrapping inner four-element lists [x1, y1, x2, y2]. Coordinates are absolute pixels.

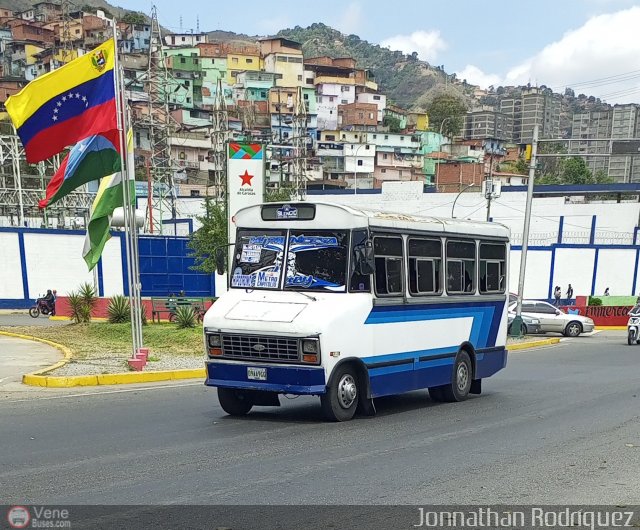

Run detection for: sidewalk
[[0, 335, 61, 390]]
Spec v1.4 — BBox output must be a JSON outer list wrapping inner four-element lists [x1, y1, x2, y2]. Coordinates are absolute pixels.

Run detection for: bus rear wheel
[[321, 364, 359, 422], [217, 387, 253, 416], [439, 350, 473, 402]]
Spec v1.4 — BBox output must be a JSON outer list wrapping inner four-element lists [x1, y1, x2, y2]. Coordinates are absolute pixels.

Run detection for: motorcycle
[[29, 298, 54, 318], [627, 305, 640, 345]]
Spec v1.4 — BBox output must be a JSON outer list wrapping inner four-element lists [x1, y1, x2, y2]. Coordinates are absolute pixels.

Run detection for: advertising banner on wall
[[227, 142, 266, 266]]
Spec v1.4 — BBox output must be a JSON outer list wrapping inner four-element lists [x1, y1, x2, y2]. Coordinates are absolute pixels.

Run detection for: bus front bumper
[[205, 361, 327, 395]]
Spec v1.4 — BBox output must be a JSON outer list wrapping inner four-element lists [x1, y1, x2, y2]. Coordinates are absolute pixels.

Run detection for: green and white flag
[[82, 171, 124, 271], [82, 129, 133, 271]]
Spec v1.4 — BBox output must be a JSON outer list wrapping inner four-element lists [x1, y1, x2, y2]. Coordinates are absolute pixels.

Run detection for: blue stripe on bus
[[205, 362, 326, 395], [364, 301, 505, 349], [369, 347, 507, 398], [362, 345, 459, 365]]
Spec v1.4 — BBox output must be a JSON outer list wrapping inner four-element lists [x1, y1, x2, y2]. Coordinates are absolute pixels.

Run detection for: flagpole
[[111, 19, 141, 358], [123, 84, 144, 349]]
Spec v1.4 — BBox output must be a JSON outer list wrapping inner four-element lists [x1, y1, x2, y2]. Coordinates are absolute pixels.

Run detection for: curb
[[23, 368, 206, 388], [507, 337, 561, 351], [49, 316, 108, 322], [595, 326, 627, 330], [0, 330, 205, 388]]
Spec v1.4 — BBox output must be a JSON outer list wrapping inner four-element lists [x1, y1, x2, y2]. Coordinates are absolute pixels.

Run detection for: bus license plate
[[247, 367, 267, 381]]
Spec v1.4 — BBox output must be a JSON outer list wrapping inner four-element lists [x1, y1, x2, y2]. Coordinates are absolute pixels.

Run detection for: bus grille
[[221, 334, 300, 363]]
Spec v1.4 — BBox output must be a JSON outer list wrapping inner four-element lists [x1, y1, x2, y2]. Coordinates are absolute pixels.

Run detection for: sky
[[122, 0, 640, 103]]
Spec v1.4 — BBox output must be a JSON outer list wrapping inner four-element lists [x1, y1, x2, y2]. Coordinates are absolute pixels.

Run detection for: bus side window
[[408, 237, 442, 295], [446, 240, 476, 294], [373, 236, 404, 296], [479, 242, 506, 294], [350, 229, 371, 292]]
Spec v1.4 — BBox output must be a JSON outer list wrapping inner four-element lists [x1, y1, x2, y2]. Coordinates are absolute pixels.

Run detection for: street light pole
[[510, 124, 539, 337], [451, 183, 477, 218]]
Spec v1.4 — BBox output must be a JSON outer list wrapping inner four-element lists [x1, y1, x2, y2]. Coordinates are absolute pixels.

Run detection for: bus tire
[[440, 350, 473, 402], [217, 387, 253, 416], [321, 364, 359, 422]]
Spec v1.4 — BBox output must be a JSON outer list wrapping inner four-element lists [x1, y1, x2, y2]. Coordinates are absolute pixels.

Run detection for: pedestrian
[[604, 287, 610, 296], [566, 283, 574, 304], [554, 286, 562, 306]]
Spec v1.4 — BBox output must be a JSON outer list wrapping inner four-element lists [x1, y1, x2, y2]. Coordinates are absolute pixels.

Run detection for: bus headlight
[[207, 333, 222, 357], [301, 338, 320, 363]]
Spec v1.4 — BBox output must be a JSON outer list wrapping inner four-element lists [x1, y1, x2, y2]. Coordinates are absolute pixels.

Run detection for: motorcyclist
[[42, 289, 56, 315]]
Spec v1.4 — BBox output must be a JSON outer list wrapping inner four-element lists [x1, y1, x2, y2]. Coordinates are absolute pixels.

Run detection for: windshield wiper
[[289, 290, 317, 302]]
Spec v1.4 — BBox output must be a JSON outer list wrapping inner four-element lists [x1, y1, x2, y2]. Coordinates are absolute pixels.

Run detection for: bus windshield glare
[[230, 229, 348, 292]]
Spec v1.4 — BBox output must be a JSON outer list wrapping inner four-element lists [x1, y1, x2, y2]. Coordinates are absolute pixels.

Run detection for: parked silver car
[[507, 312, 542, 335], [509, 300, 594, 337]]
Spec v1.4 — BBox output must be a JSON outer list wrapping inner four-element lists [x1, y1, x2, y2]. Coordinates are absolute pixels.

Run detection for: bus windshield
[[230, 229, 348, 292], [230, 229, 286, 290], [284, 230, 348, 292]]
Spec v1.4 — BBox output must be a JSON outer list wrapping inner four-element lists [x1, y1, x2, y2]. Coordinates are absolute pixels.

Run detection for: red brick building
[[338, 102, 377, 128], [436, 162, 485, 193]]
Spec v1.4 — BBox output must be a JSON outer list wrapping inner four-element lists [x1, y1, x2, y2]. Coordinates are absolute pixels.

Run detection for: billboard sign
[[611, 140, 640, 155], [227, 143, 266, 273]]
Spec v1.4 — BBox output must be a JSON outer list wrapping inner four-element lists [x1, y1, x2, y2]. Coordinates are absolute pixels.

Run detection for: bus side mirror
[[354, 242, 375, 275], [215, 248, 226, 276]]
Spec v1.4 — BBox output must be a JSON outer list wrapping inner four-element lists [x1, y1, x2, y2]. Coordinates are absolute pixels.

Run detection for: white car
[[509, 300, 594, 337]]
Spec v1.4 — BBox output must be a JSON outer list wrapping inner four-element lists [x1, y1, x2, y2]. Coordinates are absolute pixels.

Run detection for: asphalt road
[[1, 331, 639, 506], [0, 313, 67, 327]]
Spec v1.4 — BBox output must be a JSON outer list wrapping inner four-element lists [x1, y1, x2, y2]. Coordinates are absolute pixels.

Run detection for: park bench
[[151, 296, 215, 323]]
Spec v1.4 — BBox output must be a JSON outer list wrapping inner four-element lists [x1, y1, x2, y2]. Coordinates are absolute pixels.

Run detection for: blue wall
[[0, 228, 215, 308], [137, 236, 215, 297]]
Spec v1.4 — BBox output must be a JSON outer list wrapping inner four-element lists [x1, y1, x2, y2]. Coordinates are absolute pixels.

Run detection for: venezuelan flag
[[6, 39, 117, 163]]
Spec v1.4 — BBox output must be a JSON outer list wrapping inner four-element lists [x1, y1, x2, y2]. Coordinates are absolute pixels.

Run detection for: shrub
[[78, 282, 98, 314], [589, 297, 603, 306], [107, 295, 130, 323], [174, 305, 196, 329], [67, 291, 91, 323]]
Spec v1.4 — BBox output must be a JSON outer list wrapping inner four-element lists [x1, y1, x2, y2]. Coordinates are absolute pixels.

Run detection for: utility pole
[[510, 124, 539, 337], [486, 151, 494, 221], [60, 0, 73, 64], [144, 4, 177, 234], [291, 86, 307, 199], [210, 78, 228, 202]]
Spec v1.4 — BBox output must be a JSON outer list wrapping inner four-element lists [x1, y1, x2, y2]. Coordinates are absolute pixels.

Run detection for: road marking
[[2, 381, 205, 403]]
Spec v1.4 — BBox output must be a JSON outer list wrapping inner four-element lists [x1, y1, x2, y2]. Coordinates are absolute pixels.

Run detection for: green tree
[[514, 158, 529, 174], [426, 95, 467, 138], [594, 169, 613, 183], [382, 115, 402, 133], [122, 12, 146, 24], [561, 157, 593, 184], [188, 198, 228, 274], [537, 142, 567, 181], [265, 186, 294, 202]]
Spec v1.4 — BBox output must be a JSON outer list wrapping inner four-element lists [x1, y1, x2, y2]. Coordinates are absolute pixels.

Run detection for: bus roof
[[234, 202, 510, 239]]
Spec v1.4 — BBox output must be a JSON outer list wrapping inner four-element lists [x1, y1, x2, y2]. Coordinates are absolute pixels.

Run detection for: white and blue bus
[[203, 202, 510, 421]]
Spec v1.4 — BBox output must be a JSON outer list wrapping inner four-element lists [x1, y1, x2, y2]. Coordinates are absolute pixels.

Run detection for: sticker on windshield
[[255, 271, 279, 289], [240, 244, 261, 264], [231, 269, 256, 288]]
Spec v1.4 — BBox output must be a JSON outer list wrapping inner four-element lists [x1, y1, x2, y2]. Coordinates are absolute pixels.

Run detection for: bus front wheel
[[439, 350, 473, 403], [217, 387, 253, 416], [321, 364, 359, 422]]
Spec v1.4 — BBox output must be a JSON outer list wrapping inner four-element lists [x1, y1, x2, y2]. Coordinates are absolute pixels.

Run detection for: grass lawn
[[0, 322, 204, 359]]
